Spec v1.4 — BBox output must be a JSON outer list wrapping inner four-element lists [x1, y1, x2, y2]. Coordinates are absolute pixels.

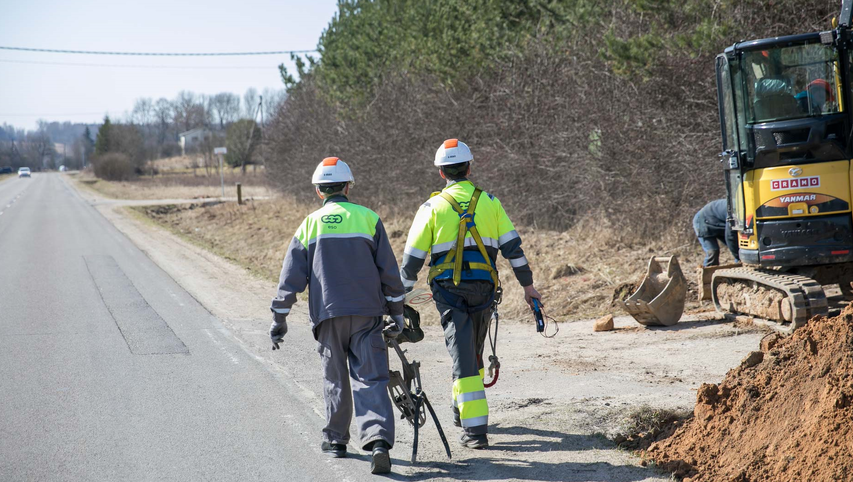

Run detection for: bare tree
[[25, 129, 55, 169], [210, 92, 241, 130], [173, 90, 201, 133], [243, 88, 259, 119], [198, 94, 214, 129], [154, 98, 174, 145], [226, 119, 261, 174], [198, 132, 224, 176], [132, 98, 155, 126], [261, 88, 286, 125]]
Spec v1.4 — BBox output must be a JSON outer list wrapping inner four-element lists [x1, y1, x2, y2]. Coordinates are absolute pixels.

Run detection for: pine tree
[[83, 126, 94, 147], [94, 116, 112, 156]]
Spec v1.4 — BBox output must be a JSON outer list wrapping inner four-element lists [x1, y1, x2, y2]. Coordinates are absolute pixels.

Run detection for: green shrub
[[93, 153, 135, 181]]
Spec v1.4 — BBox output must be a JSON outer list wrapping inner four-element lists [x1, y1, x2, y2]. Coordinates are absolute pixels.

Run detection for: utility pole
[[259, 96, 265, 171], [242, 97, 263, 174], [214, 147, 227, 197]]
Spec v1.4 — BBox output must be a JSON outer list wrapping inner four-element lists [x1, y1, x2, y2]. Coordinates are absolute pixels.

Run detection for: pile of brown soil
[[646, 305, 853, 481]]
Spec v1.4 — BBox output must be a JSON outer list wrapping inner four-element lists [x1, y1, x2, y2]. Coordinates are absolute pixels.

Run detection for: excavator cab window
[[717, 55, 738, 152], [743, 43, 840, 124], [716, 53, 747, 231], [727, 37, 849, 169]]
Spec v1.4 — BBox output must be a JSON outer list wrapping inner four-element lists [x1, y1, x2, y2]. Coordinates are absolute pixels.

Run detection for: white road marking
[[168, 291, 186, 307], [204, 329, 240, 365]]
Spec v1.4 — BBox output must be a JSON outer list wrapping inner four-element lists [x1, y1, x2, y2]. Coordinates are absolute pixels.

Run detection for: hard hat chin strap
[[315, 183, 351, 200]]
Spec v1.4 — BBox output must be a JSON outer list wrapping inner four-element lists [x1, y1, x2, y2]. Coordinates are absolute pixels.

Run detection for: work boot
[[321, 441, 347, 458], [459, 433, 489, 449], [369, 441, 392, 474]]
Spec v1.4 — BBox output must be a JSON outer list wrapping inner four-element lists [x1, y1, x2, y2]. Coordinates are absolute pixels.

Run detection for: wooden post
[[236, 182, 243, 205], [218, 154, 225, 198]]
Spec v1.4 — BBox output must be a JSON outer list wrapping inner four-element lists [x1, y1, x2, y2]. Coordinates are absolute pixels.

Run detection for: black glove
[[270, 312, 288, 350], [383, 314, 404, 339]]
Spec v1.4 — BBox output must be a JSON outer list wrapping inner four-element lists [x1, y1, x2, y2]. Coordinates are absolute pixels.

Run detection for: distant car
[[59, 165, 67, 172], [18, 167, 31, 178], [0, 166, 12, 174]]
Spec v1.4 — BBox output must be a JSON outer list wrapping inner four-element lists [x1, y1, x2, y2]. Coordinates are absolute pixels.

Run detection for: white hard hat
[[434, 139, 473, 166], [312, 157, 355, 185]]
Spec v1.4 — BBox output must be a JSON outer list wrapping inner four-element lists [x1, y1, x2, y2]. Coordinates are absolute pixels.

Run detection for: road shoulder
[[65, 176, 764, 481]]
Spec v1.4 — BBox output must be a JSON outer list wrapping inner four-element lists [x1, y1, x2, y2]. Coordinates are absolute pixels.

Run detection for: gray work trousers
[[431, 280, 494, 436], [315, 315, 395, 450]]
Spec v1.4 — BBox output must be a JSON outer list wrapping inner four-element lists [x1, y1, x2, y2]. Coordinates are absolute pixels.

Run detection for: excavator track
[[711, 267, 828, 334]]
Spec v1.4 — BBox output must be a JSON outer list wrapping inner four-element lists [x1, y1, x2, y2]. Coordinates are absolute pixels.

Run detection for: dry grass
[[613, 404, 692, 450], [75, 169, 273, 200], [133, 194, 733, 325], [0, 173, 14, 184], [150, 154, 268, 174], [150, 155, 196, 170]]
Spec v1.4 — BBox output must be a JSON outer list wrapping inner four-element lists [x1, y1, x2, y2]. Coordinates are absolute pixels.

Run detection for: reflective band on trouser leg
[[453, 375, 489, 430]]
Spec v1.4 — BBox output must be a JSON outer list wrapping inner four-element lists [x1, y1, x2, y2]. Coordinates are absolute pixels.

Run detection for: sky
[[0, 0, 338, 130]]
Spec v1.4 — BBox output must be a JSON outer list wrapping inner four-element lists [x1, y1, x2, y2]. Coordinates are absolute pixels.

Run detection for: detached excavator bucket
[[621, 256, 687, 326]]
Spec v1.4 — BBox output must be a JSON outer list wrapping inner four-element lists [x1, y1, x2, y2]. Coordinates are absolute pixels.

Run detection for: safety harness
[[427, 187, 500, 291]]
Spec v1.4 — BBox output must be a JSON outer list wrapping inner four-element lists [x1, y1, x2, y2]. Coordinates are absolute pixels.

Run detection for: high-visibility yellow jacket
[[400, 180, 533, 289]]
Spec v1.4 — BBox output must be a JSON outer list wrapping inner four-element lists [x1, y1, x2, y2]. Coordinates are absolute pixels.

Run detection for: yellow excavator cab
[[705, 2, 853, 331]]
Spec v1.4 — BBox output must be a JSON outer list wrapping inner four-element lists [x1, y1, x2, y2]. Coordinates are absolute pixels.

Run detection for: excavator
[[626, 2, 853, 333], [702, 1, 853, 333]]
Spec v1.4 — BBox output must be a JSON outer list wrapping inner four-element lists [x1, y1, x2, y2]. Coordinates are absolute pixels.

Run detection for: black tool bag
[[397, 304, 425, 344]]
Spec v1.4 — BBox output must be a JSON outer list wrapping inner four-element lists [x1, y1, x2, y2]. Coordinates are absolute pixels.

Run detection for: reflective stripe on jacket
[[400, 180, 533, 289], [271, 195, 405, 334]]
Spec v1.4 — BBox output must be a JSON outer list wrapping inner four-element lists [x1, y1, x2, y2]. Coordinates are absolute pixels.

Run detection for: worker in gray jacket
[[269, 157, 406, 475], [693, 198, 740, 267]]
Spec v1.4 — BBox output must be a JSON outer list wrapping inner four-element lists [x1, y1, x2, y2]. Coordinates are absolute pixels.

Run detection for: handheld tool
[[384, 300, 451, 463], [386, 337, 452, 463], [532, 299, 545, 333]]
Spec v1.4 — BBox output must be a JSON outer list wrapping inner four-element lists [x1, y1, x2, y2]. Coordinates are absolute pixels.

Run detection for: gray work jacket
[[271, 196, 405, 336]]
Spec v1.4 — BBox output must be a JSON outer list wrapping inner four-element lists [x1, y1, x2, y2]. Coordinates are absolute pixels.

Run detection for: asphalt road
[[0, 174, 382, 481]]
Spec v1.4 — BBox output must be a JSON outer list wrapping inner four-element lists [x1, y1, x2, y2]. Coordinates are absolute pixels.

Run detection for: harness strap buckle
[[488, 355, 500, 372]]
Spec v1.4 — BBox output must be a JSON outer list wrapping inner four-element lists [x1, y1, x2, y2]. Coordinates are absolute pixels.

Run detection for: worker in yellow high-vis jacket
[[400, 139, 542, 449]]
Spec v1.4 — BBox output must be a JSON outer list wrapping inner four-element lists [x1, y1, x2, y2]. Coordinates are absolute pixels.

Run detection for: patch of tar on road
[[84, 254, 189, 355]]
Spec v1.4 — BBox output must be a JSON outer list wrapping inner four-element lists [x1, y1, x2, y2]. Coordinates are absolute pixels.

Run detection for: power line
[[0, 58, 278, 70], [0, 45, 316, 56], [0, 112, 105, 117]]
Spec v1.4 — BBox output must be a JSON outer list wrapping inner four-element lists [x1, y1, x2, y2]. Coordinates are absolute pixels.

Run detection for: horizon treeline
[[0, 87, 284, 172]]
